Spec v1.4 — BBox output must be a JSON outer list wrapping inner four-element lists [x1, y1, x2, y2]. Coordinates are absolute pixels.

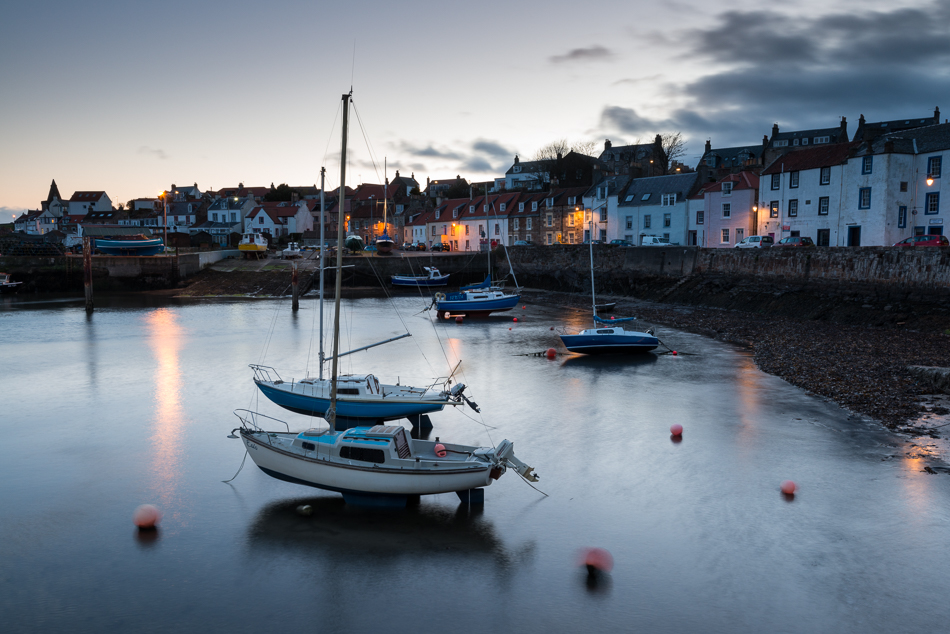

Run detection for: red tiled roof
[[702, 171, 760, 193], [70, 191, 106, 202], [762, 142, 859, 175]]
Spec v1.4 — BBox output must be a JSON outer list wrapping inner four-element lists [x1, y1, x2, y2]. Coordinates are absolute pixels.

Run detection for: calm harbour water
[[1, 292, 949, 633]]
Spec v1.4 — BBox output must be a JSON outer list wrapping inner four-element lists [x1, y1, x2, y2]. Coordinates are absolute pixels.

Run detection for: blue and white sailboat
[[559, 224, 657, 354]]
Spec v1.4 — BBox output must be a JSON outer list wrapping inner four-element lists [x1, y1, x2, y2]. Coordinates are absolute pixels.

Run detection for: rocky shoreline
[[523, 289, 950, 437]]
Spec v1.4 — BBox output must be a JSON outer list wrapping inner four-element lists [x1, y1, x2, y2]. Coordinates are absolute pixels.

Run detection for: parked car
[[412, 242, 426, 251], [430, 242, 450, 252], [610, 239, 633, 246], [401, 242, 414, 251], [893, 234, 950, 247], [774, 236, 816, 247], [641, 236, 672, 246], [582, 239, 604, 245], [735, 235, 774, 249], [514, 240, 534, 246]]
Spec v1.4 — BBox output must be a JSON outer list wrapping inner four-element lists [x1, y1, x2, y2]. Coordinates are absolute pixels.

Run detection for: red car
[[893, 234, 950, 247], [774, 236, 816, 247]]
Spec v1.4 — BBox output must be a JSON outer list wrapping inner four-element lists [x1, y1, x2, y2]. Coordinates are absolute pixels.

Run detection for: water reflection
[[246, 497, 532, 575], [145, 308, 186, 509], [559, 353, 658, 371]]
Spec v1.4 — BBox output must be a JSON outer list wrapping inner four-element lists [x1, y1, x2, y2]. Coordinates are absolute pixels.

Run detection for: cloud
[[137, 146, 168, 160], [600, 1, 950, 149], [471, 139, 512, 160], [612, 74, 662, 86], [396, 141, 461, 161], [459, 157, 493, 173], [549, 45, 613, 64], [393, 138, 515, 177]]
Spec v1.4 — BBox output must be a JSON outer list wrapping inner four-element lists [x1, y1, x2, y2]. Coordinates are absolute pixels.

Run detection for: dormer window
[[500, 203, 506, 212], [513, 166, 522, 173], [469, 205, 474, 213], [774, 140, 788, 147], [793, 139, 800, 146], [483, 204, 488, 212], [546, 197, 553, 206], [801, 138, 808, 145], [814, 136, 830, 144], [435, 209, 441, 219], [452, 208, 458, 219], [518, 202, 525, 212], [531, 202, 538, 211], [722, 182, 733, 196]]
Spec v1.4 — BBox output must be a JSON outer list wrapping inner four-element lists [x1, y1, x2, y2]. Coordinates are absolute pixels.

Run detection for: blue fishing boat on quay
[[391, 266, 450, 287], [95, 235, 165, 256]]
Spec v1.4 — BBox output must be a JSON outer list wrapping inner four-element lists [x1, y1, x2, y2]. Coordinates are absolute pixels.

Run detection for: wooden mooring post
[[291, 260, 299, 312], [82, 236, 94, 313]]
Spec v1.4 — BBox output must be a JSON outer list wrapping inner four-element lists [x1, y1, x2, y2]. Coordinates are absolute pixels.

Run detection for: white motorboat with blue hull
[[235, 411, 538, 507], [251, 364, 478, 429], [95, 237, 164, 256], [434, 289, 521, 316], [391, 266, 449, 287]]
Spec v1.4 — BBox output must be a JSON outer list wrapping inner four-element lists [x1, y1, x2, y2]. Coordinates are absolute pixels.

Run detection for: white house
[[68, 191, 112, 216], [615, 173, 699, 245]]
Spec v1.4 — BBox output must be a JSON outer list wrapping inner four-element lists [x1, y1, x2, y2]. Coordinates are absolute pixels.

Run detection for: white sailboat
[[239, 91, 538, 506]]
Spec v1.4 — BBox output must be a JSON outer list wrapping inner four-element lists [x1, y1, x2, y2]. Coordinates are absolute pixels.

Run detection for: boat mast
[[383, 157, 388, 237], [589, 218, 597, 324], [319, 166, 326, 381], [328, 91, 351, 431]]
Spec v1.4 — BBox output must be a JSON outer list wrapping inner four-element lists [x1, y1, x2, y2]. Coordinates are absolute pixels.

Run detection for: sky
[[2, 0, 949, 218]]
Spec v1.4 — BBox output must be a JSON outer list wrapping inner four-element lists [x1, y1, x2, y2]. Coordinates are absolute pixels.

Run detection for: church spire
[[47, 179, 61, 203]]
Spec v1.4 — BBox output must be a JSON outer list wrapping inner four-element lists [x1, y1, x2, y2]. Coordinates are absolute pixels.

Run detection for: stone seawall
[[0, 254, 200, 292], [502, 245, 950, 329]]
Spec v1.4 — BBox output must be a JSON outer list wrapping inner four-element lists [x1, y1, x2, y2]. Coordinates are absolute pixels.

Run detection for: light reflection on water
[[1, 296, 950, 633]]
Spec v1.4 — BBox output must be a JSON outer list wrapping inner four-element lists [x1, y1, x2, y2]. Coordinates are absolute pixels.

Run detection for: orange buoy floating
[[434, 443, 447, 458], [579, 547, 614, 575], [781, 480, 797, 495], [545, 348, 557, 359], [133, 504, 162, 529], [670, 424, 683, 436]]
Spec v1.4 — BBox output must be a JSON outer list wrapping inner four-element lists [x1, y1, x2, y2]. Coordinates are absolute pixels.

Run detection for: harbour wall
[[0, 253, 206, 292]]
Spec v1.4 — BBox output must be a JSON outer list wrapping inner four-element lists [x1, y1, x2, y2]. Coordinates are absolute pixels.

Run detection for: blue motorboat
[[434, 288, 521, 316], [95, 236, 165, 256]]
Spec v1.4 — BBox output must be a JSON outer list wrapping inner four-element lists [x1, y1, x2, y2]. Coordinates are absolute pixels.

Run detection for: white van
[[735, 235, 774, 249], [641, 236, 672, 246]]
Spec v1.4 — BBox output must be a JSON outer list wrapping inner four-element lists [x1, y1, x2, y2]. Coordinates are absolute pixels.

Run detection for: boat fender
[[434, 443, 447, 458], [435, 292, 446, 302]]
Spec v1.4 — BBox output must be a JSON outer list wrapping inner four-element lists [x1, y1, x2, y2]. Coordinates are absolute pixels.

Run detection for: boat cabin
[[292, 425, 412, 463], [298, 373, 381, 396]]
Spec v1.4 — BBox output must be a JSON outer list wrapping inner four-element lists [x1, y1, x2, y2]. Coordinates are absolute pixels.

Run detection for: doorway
[[816, 229, 830, 246], [847, 226, 861, 246]]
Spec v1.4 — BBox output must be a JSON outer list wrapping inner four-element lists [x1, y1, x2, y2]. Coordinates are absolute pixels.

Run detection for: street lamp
[[927, 174, 935, 186]]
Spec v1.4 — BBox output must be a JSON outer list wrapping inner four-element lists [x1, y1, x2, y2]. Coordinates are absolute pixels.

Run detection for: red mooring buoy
[[670, 424, 683, 436], [545, 348, 557, 359], [455, 316, 463, 324], [133, 504, 162, 529], [513, 317, 518, 322], [578, 547, 614, 574], [781, 480, 797, 495]]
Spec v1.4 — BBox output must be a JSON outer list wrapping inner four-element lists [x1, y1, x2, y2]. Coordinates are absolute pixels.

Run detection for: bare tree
[[659, 132, 687, 173], [570, 139, 598, 157]]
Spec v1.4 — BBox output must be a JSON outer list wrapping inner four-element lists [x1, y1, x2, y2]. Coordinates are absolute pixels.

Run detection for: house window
[[900, 182, 908, 192], [817, 229, 830, 245], [483, 205, 488, 212], [546, 213, 553, 227], [926, 192, 940, 214], [500, 203, 506, 212], [465, 225, 470, 235], [818, 197, 829, 215], [801, 138, 809, 145], [525, 219, 531, 231], [546, 232, 553, 245], [568, 196, 576, 205], [531, 201, 538, 211], [546, 197, 553, 206], [258, 216, 264, 224], [898, 205, 907, 229], [721, 228, 730, 243], [514, 218, 520, 230], [770, 201, 779, 218], [469, 206, 474, 213], [626, 216, 633, 230], [788, 199, 798, 217], [862, 156, 873, 174], [436, 209, 441, 219], [814, 136, 830, 144], [661, 193, 677, 206], [513, 165, 522, 173], [644, 215, 651, 228], [771, 174, 781, 190], [722, 182, 733, 196], [443, 224, 447, 235], [599, 208, 607, 222], [664, 213, 671, 227], [793, 138, 800, 146], [859, 187, 872, 209], [518, 203, 524, 212], [722, 203, 731, 218], [478, 224, 484, 236], [432, 226, 436, 236], [820, 167, 831, 185], [774, 140, 788, 147], [453, 208, 458, 218], [641, 193, 651, 201], [568, 215, 574, 227], [929, 156, 942, 178], [696, 210, 704, 225], [789, 171, 800, 188]]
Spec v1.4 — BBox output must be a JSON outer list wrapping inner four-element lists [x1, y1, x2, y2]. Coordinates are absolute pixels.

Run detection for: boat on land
[[282, 242, 302, 259], [239, 233, 268, 257], [559, 222, 658, 354], [239, 90, 537, 506], [94, 235, 164, 256], [1, 273, 22, 294], [391, 266, 449, 287]]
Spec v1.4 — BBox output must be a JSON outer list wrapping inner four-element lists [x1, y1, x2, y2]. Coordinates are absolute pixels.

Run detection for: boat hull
[[436, 294, 521, 315], [391, 275, 450, 287], [559, 332, 658, 354], [256, 381, 448, 425], [242, 432, 493, 496], [94, 238, 165, 256]]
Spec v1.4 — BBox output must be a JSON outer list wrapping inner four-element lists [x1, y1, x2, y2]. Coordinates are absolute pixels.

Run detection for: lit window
[[770, 201, 779, 218]]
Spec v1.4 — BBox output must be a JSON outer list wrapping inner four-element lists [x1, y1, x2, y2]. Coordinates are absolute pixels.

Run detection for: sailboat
[[432, 194, 521, 317], [238, 91, 538, 506], [375, 164, 395, 254], [559, 222, 658, 354], [250, 95, 477, 430]]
